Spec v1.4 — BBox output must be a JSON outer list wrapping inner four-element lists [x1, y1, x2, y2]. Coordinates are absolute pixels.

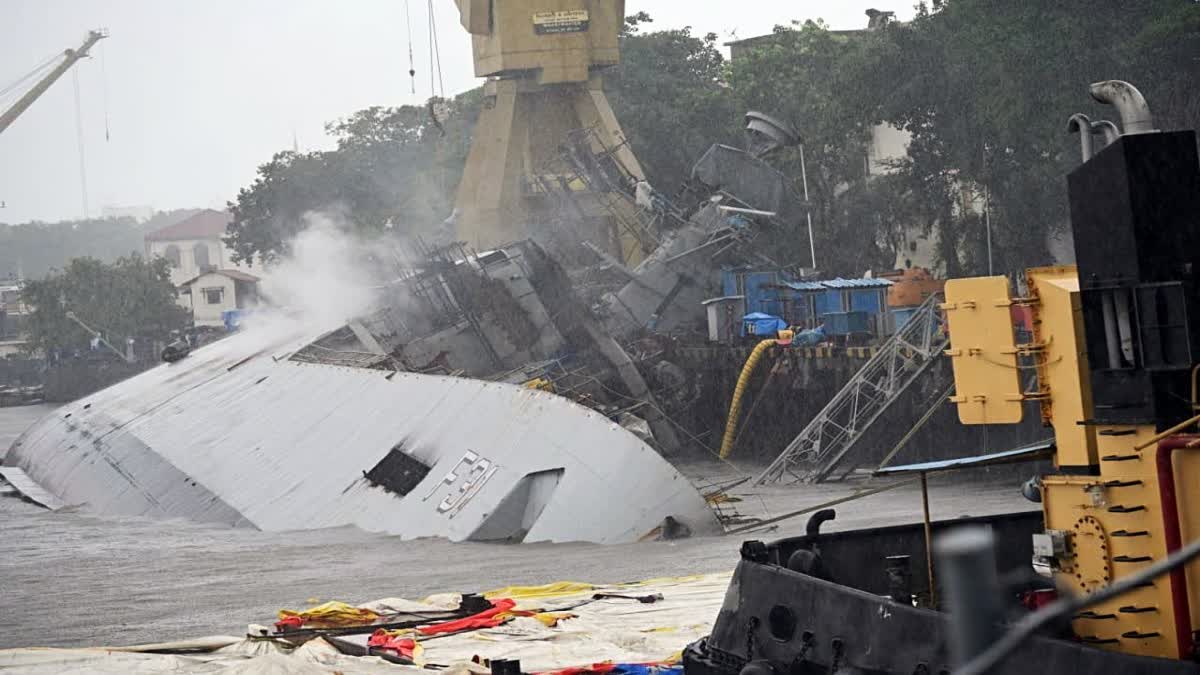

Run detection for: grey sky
[[0, 1, 913, 225]]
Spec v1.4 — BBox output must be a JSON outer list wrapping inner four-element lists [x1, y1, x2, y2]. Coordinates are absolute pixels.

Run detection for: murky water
[[0, 404, 1029, 650]]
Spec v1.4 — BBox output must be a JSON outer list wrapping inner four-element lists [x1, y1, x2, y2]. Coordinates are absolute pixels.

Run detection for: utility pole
[[984, 188, 993, 275], [0, 29, 108, 136], [800, 144, 817, 270]]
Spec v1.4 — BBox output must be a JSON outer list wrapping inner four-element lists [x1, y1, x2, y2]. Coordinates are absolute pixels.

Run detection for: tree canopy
[[224, 90, 483, 267], [605, 12, 739, 191], [222, 2, 1200, 276], [839, 0, 1200, 275], [20, 255, 189, 356], [0, 209, 201, 281]]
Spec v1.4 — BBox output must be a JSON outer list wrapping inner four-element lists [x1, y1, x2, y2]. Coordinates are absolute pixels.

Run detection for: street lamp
[[799, 144, 816, 271], [984, 187, 993, 275]]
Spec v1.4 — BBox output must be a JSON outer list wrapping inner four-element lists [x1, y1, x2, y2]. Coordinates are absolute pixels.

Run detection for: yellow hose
[[718, 339, 776, 459]]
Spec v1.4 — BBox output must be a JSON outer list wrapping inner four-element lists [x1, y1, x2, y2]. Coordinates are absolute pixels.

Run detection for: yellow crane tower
[[451, 1, 647, 264]]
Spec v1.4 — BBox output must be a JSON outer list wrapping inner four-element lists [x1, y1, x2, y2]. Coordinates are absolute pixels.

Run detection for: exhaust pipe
[[1091, 119, 1120, 146], [1067, 113, 1094, 161], [1089, 80, 1156, 135]]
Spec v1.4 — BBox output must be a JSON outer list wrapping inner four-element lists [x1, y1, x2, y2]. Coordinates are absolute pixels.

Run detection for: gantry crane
[[451, 1, 647, 264], [0, 29, 108, 136]]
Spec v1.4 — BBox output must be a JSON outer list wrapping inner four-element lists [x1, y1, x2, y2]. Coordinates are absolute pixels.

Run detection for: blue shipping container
[[814, 289, 844, 316], [821, 311, 870, 336], [891, 307, 919, 331], [849, 288, 884, 313]]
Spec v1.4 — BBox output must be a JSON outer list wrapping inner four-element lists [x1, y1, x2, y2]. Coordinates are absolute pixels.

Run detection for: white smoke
[[242, 212, 383, 340]]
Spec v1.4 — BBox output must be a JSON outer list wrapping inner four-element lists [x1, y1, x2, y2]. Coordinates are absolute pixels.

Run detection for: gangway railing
[[755, 292, 948, 484]]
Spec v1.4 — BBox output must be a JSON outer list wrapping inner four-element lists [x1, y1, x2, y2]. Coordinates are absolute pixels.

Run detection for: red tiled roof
[[145, 209, 232, 241], [178, 269, 261, 287]]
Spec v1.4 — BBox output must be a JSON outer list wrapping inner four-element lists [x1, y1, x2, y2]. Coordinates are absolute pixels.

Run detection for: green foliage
[[225, 89, 483, 266], [21, 255, 189, 355], [223, 16, 744, 267], [847, 0, 1200, 275], [0, 209, 200, 281], [606, 15, 739, 191], [223, 5, 1200, 277], [727, 21, 894, 275]]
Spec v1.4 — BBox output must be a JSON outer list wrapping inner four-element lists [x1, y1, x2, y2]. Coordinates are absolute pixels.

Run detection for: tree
[[225, 89, 483, 266], [0, 209, 202, 281], [20, 255, 189, 356], [727, 21, 896, 275], [606, 14, 739, 191], [223, 14, 740, 267], [850, 0, 1200, 275]]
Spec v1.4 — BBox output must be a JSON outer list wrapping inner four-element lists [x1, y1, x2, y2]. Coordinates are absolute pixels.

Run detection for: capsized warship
[[2, 0, 822, 545], [1, 103, 810, 545], [1, 239, 720, 544], [685, 82, 1200, 673]]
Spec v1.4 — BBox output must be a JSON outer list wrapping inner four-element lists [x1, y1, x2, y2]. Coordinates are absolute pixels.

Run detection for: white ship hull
[[4, 320, 720, 544]]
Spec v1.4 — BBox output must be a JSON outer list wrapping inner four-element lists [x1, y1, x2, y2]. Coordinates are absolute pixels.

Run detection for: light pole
[[800, 144, 816, 270], [984, 187, 993, 275]]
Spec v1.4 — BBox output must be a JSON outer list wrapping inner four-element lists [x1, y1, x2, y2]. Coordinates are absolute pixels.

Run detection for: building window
[[202, 287, 224, 305], [164, 244, 182, 268], [192, 242, 211, 271]]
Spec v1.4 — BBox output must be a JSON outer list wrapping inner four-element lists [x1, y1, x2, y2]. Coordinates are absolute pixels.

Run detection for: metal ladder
[[755, 292, 949, 484]]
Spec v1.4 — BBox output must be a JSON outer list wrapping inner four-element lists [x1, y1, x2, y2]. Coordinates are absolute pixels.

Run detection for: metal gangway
[[755, 292, 949, 484]]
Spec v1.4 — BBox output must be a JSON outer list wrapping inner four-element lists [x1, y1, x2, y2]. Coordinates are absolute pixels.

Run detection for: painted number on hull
[[424, 451, 499, 518]]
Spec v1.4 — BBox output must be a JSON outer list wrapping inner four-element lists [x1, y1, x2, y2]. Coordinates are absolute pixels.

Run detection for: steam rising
[[242, 212, 382, 341]]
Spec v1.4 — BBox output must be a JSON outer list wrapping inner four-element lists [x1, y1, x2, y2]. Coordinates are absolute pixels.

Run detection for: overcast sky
[[0, 1, 914, 225]]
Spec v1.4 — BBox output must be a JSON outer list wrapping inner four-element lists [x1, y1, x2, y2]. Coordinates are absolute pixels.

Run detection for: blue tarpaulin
[[222, 309, 253, 332], [793, 325, 826, 346], [742, 312, 787, 337]]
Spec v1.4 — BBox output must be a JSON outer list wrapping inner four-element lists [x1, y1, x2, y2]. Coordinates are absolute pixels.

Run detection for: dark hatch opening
[[365, 443, 432, 496]]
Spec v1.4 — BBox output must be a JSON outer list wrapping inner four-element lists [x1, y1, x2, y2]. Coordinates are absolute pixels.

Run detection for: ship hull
[[4, 320, 720, 544]]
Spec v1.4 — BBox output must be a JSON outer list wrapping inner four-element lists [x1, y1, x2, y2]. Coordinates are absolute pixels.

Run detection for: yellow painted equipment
[[947, 264, 1200, 661], [1040, 426, 1189, 659], [451, 0, 647, 264], [942, 276, 1023, 425], [1025, 267, 1097, 468]]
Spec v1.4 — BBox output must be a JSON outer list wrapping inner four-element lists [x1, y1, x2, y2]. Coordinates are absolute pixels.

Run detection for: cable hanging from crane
[[0, 29, 107, 138], [404, 0, 416, 95], [100, 38, 111, 141], [427, 0, 445, 99], [423, 0, 447, 139], [72, 68, 89, 219]]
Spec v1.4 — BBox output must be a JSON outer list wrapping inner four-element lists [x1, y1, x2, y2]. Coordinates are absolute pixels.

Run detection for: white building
[[179, 270, 261, 328], [144, 210, 260, 326], [144, 210, 252, 287], [0, 280, 30, 357]]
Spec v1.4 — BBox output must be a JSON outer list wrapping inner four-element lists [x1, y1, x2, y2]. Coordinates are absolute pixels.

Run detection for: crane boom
[[0, 29, 108, 136]]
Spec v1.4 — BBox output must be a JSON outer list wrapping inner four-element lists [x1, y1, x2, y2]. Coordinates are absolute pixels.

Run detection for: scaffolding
[[404, 237, 503, 369], [755, 292, 949, 484], [542, 126, 672, 261]]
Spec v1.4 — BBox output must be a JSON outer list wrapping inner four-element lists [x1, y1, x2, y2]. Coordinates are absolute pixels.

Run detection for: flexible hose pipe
[[718, 339, 776, 459]]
